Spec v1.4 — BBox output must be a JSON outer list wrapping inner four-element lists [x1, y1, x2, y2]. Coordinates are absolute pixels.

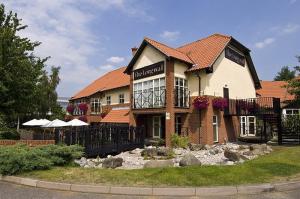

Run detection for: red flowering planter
[[78, 115, 87, 122], [66, 104, 75, 114], [193, 96, 209, 110], [100, 112, 108, 118], [212, 97, 228, 111], [78, 103, 88, 113]]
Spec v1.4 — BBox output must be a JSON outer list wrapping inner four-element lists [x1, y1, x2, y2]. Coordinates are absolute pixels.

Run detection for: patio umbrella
[[67, 119, 89, 126], [22, 119, 39, 126], [37, 119, 51, 126], [42, 119, 69, 128]]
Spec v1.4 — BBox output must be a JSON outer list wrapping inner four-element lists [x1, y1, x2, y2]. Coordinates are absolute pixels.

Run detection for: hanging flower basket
[[212, 97, 228, 111], [66, 104, 75, 114], [78, 103, 88, 113], [78, 115, 87, 122], [193, 96, 209, 110], [100, 112, 108, 118]]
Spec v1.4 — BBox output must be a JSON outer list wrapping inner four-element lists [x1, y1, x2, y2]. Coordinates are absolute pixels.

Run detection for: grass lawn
[[19, 146, 300, 187]]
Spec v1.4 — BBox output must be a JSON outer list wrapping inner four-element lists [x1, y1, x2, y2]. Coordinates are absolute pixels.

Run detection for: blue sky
[[3, 0, 300, 97]]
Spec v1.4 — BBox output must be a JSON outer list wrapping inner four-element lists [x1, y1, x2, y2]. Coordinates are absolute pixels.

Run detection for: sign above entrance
[[225, 47, 245, 66], [133, 61, 164, 80]]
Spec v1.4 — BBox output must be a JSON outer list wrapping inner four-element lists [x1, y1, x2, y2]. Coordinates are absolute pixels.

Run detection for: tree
[[274, 66, 296, 81], [287, 56, 300, 103], [0, 4, 62, 127]]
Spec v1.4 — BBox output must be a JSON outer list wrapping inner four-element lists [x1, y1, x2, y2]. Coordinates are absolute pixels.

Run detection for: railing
[[132, 89, 166, 109], [56, 124, 145, 157], [224, 97, 281, 116], [174, 88, 190, 108], [132, 89, 190, 109]]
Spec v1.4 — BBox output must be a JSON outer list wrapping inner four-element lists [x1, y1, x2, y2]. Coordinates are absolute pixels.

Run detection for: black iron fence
[[55, 124, 145, 157], [280, 115, 300, 145]]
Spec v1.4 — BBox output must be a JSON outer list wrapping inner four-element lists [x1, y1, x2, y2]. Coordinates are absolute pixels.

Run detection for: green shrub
[[0, 129, 20, 140], [0, 144, 84, 175], [170, 134, 189, 148]]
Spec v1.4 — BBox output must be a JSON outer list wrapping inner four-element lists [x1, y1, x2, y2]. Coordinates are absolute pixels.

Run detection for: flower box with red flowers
[[78, 103, 88, 113], [212, 97, 228, 111], [66, 104, 75, 114], [78, 115, 87, 122], [193, 96, 209, 110]]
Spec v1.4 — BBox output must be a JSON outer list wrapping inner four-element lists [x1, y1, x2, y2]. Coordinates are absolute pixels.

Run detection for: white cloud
[[160, 31, 180, 41], [2, 0, 152, 97], [282, 23, 299, 34], [106, 56, 125, 64], [290, 0, 297, 4], [255, 37, 275, 49]]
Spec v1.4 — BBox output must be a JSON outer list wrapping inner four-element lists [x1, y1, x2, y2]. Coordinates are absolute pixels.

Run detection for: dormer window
[[225, 47, 245, 66]]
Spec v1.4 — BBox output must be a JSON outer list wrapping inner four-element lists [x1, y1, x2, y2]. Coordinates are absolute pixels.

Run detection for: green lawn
[[19, 146, 300, 187]]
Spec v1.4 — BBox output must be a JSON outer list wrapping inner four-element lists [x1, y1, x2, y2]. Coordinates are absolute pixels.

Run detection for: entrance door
[[240, 116, 256, 136], [153, 116, 161, 138]]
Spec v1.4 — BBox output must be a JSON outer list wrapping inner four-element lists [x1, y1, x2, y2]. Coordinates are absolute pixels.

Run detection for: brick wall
[[0, 140, 55, 147], [182, 96, 240, 145]]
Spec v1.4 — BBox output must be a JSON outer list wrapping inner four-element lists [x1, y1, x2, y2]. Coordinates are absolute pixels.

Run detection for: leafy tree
[[274, 66, 296, 81], [287, 56, 300, 103], [0, 4, 63, 127]]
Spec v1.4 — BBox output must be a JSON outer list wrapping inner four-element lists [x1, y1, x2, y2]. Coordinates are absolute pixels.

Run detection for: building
[[124, 33, 262, 146], [257, 80, 299, 118], [69, 33, 283, 146], [68, 67, 130, 124]]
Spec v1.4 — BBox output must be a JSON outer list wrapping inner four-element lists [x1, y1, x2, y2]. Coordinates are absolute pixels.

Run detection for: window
[[133, 77, 165, 108], [90, 98, 101, 114], [106, 96, 111, 105], [240, 116, 256, 136], [284, 109, 300, 116], [74, 100, 85, 115], [175, 77, 188, 107], [175, 115, 182, 135], [153, 116, 161, 138], [119, 94, 125, 104], [213, 115, 218, 142]]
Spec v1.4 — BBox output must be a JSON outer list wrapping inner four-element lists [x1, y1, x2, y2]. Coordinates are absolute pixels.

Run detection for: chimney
[[131, 47, 138, 56]]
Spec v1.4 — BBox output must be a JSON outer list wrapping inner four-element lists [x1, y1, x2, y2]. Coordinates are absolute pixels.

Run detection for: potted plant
[[193, 96, 209, 110], [66, 104, 75, 114], [212, 97, 228, 111]]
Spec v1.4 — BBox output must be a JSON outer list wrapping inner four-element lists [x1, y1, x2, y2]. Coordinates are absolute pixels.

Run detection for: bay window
[[133, 77, 165, 109]]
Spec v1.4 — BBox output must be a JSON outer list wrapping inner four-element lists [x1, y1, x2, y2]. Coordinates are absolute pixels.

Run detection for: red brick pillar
[[165, 59, 175, 147], [129, 73, 136, 127]]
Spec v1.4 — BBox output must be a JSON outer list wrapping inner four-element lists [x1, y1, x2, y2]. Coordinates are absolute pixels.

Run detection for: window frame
[[119, 93, 125, 104], [212, 115, 219, 143], [106, 96, 111, 105]]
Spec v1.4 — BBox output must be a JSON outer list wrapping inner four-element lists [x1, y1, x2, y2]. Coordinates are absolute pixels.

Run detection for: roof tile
[[101, 109, 129, 123], [256, 81, 294, 102], [71, 66, 129, 100]]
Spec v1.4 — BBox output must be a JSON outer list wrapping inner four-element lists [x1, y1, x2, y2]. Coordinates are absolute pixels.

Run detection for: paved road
[[0, 181, 300, 199]]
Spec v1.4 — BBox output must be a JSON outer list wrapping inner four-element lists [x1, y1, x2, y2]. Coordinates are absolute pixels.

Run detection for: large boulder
[[179, 153, 201, 167], [102, 157, 123, 169], [141, 148, 158, 158], [144, 160, 174, 168], [250, 144, 267, 151], [157, 147, 173, 157], [188, 143, 205, 151], [224, 149, 241, 162]]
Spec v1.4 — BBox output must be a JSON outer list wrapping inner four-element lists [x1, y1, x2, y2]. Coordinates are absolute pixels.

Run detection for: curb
[[1, 175, 300, 196]]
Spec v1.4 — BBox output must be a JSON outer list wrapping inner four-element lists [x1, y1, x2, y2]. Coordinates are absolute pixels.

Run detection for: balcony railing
[[224, 97, 281, 116], [133, 89, 166, 109], [132, 89, 190, 109]]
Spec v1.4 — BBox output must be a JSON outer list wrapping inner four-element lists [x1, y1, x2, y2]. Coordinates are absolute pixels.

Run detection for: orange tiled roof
[[144, 37, 193, 64], [177, 34, 231, 71], [71, 66, 129, 100], [256, 81, 294, 102], [101, 109, 129, 123]]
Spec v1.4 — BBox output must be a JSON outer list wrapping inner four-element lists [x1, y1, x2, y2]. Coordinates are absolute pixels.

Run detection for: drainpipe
[[196, 72, 202, 144]]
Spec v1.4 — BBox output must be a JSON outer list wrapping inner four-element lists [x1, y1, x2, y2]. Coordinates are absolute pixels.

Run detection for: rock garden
[[74, 142, 273, 169]]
